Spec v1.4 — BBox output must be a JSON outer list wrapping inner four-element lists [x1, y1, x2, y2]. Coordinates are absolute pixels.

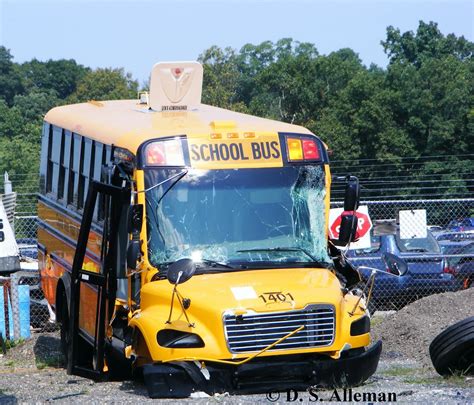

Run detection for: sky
[[1, 0, 473, 84]]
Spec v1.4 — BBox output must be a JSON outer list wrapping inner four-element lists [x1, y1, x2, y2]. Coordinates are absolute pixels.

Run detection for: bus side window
[[63, 130, 73, 206], [92, 142, 104, 222], [39, 122, 50, 194], [46, 125, 62, 197], [70, 134, 82, 208], [57, 128, 66, 202], [78, 138, 93, 210], [97, 145, 112, 222]]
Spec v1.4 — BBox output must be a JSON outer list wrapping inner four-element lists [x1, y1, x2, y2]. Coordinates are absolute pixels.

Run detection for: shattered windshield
[[145, 166, 330, 269]]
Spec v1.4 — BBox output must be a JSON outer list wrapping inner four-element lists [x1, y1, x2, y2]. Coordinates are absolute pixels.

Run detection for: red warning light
[[172, 68, 183, 78], [302, 139, 320, 160]]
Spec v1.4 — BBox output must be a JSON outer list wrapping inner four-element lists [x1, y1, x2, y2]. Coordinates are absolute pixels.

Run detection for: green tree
[[382, 21, 474, 159], [382, 21, 473, 66], [20, 58, 89, 99], [0, 47, 24, 105], [13, 90, 61, 122], [68, 68, 139, 102], [199, 46, 246, 111]]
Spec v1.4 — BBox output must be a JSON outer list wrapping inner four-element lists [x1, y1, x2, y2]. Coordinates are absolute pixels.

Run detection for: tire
[[59, 292, 70, 368], [429, 316, 474, 376], [59, 293, 93, 372]]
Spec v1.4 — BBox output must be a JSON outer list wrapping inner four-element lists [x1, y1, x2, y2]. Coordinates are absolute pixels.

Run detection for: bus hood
[[140, 267, 342, 313]]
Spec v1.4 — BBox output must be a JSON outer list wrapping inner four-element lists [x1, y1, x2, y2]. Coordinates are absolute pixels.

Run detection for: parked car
[[446, 218, 474, 233], [435, 231, 474, 242], [347, 222, 454, 311], [440, 239, 473, 255], [446, 241, 474, 289]]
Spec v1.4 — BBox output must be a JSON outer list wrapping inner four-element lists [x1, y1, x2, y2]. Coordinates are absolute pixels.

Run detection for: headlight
[[350, 315, 370, 336], [157, 329, 205, 348]]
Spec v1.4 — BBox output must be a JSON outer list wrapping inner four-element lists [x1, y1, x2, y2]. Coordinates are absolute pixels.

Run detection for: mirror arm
[[357, 266, 402, 277], [165, 271, 194, 327], [348, 270, 376, 317]]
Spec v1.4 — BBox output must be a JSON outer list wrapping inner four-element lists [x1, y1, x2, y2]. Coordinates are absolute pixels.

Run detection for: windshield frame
[[142, 164, 331, 270]]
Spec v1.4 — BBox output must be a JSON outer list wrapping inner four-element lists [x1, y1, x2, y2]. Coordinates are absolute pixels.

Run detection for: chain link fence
[[331, 198, 474, 312], [1, 273, 36, 347]]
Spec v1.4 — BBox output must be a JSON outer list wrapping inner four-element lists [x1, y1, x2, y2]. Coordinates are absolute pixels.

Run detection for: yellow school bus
[[38, 62, 381, 397]]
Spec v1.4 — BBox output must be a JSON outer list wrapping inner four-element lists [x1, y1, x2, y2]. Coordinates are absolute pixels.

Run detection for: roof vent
[[149, 61, 203, 112]]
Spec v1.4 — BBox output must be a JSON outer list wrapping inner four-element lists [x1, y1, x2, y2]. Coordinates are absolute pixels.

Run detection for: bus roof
[[44, 100, 313, 153]]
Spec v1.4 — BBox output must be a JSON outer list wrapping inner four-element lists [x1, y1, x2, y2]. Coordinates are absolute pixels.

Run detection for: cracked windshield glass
[[145, 165, 330, 269]]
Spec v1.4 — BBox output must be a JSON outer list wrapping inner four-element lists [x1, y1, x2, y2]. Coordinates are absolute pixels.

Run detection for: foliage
[[68, 68, 139, 103], [0, 21, 472, 199]]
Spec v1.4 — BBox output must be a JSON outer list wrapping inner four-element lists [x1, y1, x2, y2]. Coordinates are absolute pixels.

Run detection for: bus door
[[68, 180, 130, 379]]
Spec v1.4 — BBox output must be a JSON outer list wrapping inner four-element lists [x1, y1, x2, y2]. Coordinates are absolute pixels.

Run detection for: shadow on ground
[[0, 393, 18, 404], [33, 334, 64, 369]]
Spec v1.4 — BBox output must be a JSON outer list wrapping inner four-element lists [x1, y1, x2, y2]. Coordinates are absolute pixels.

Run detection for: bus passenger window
[[46, 125, 62, 197], [74, 135, 85, 209], [39, 122, 50, 193], [78, 138, 93, 210], [92, 142, 104, 221], [57, 129, 65, 201], [71, 134, 83, 209], [63, 130, 72, 205]]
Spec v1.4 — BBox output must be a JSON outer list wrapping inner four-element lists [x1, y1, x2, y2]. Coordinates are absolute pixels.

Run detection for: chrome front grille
[[224, 305, 335, 353]]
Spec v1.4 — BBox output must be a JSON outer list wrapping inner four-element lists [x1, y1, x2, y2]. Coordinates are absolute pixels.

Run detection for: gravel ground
[[1, 290, 473, 404]]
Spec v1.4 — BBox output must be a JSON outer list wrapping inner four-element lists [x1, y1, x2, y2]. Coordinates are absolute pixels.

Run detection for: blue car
[[446, 218, 474, 233], [447, 241, 474, 289], [347, 224, 454, 311]]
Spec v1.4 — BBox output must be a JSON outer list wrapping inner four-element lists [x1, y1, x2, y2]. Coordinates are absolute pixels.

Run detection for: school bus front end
[[126, 131, 380, 397]]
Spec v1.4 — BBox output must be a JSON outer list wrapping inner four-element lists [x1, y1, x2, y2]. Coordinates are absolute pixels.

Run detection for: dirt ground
[[0, 290, 473, 404]]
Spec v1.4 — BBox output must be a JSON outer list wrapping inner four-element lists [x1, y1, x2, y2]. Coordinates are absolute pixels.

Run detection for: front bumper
[[143, 340, 382, 398]]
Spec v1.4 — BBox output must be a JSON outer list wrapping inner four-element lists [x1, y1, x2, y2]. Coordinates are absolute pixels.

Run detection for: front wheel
[[59, 291, 93, 372], [59, 292, 71, 369]]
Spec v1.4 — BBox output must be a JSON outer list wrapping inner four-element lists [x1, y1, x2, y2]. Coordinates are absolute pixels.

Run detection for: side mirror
[[344, 176, 360, 211], [336, 213, 358, 246], [127, 240, 140, 270], [382, 253, 408, 276], [128, 204, 143, 234], [167, 258, 196, 285]]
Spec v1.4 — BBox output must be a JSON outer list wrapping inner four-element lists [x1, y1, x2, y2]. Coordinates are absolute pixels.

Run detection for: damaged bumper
[[143, 340, 382, 398]]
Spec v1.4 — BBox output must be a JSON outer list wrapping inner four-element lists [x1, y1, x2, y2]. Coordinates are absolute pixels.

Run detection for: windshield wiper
[[237, 247, 318, 261], [195, 259, 234, 269]]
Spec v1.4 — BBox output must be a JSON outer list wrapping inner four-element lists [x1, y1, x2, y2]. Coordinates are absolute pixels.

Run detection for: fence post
[[4, 172, 12, 194], [10, 273, 20, 340]]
